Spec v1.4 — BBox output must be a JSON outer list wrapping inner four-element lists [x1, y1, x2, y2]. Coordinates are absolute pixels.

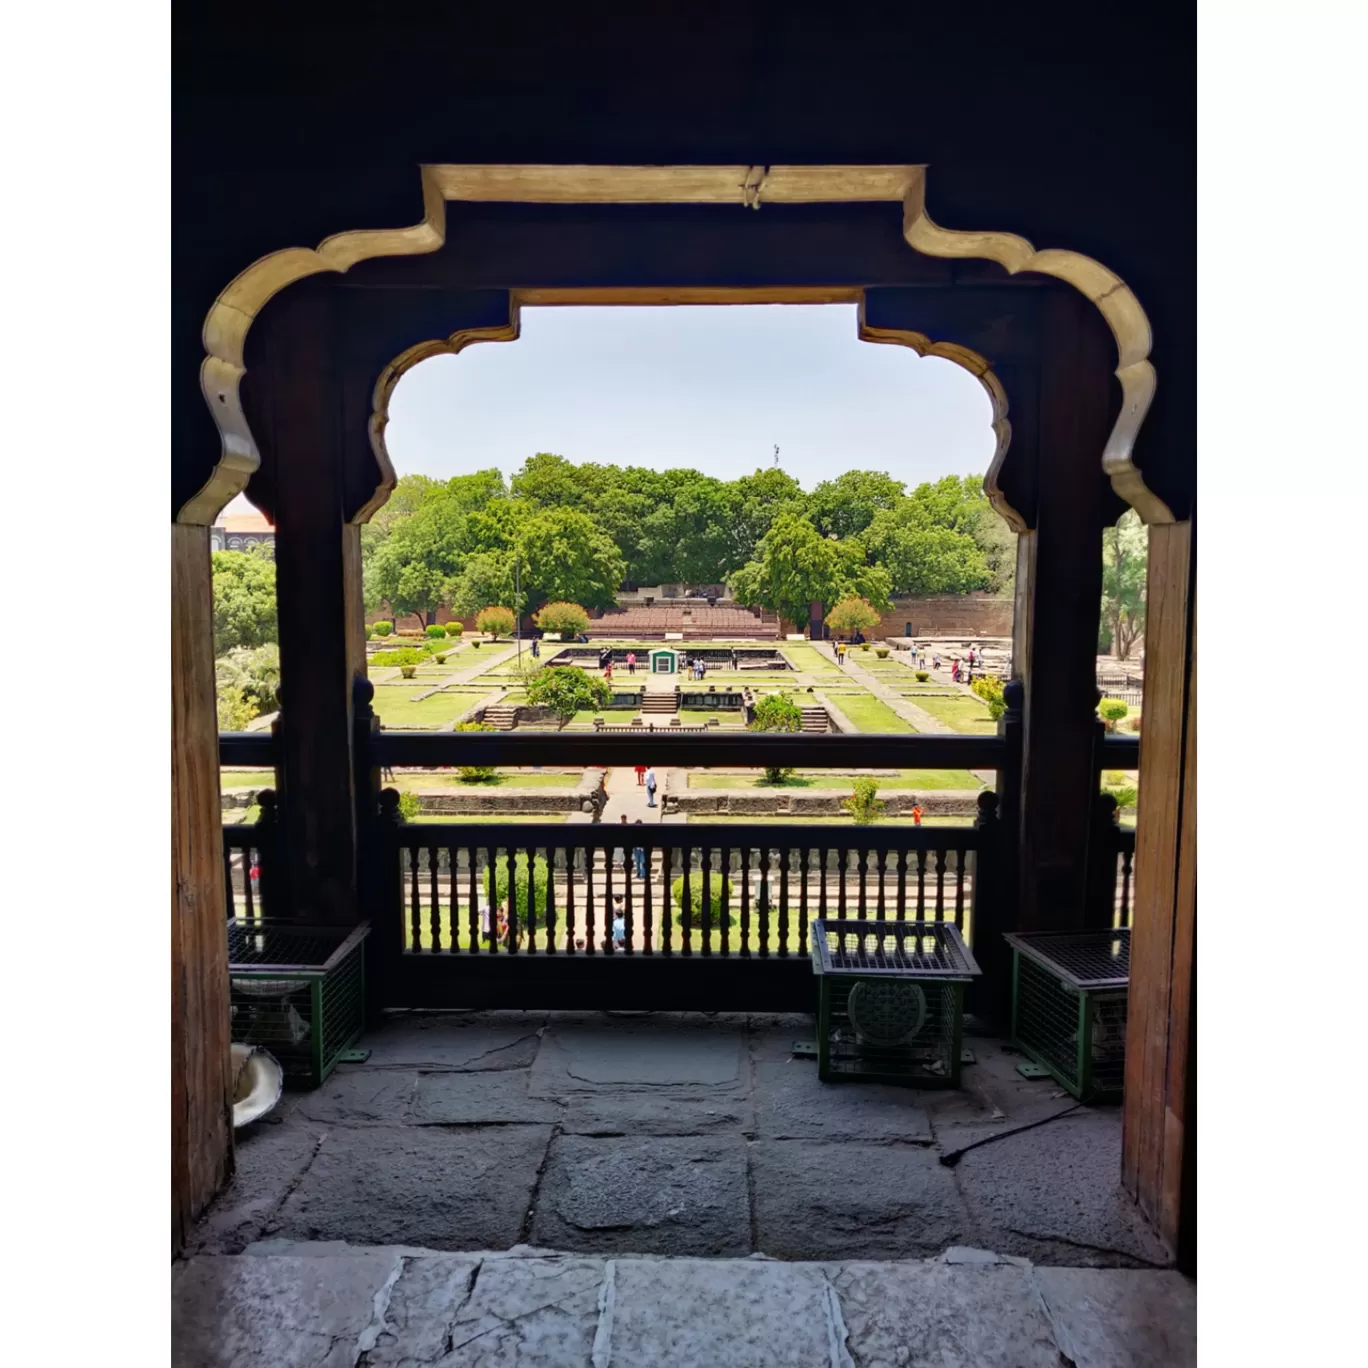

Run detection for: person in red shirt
[[634, 764, 647, 787], [910, 802, 924, 827], [604, 660, 613, 684]]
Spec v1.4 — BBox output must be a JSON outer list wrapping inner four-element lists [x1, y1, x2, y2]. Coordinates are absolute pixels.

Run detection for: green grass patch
[[392, 772, 582, 791], [691, 814, 975, 827], [370, 691, 484, 729], [829, 692, 917, 733], [687, 769, 982, 791], [903, 694, 996, 735], [220, 769, 273, 789]]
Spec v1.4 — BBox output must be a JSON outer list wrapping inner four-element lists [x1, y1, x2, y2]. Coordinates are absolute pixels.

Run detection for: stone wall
[[871, 594, 1013, 641], [664, 789, 982, 818]]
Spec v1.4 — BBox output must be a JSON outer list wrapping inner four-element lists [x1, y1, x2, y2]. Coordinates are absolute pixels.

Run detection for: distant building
[[211, 510, 276, 559]]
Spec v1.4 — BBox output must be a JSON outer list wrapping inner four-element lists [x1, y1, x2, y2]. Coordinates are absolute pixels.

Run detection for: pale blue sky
[[226, 304, 995, 516]]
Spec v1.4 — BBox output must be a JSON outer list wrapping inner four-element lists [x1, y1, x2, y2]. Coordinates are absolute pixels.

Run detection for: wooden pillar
[[264, 285, 368, 924], [1014, 291, 1116, 931], [1122, 519, 1196, 1269], [171, 524, 233, 1251]]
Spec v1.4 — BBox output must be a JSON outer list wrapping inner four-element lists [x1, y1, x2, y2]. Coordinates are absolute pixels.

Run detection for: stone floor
[[179, 1011, 1194, 1365]]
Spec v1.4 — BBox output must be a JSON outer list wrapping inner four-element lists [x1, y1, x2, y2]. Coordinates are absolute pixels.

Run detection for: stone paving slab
[[296, 1068, 419, 1124], [751, 1059, 933, 1143], [272, 1124, 554, 1251], [529, 1020, 747, 1096], [172, 1245, 1197, 1368], [187, 1119, 326, 1254], [559, 1085, 754, 1136], [531, 1134, 751, 1256], [953, 1111, 1171, 1267], [412, 1069, 566, 1125], [607, 1257, 840, 1368], [360, 1015, 547, 1071], [1033, 1267, 1197, 1368], [751, 1139, 976, 1261], [830, 1260, 1063, 1367]]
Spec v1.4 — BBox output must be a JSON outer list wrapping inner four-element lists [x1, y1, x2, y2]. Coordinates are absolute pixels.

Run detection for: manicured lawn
[[903, 694, 996, 735], [829, 692, 917, 733], [220, 769, 273, 789], [409, 813, 569, 824], [688, 769, 983, 791], [370, 688, 486, 729], [693, 814, 976, 827], [678, 709, 745, 726], [393, 772, 583, 790]]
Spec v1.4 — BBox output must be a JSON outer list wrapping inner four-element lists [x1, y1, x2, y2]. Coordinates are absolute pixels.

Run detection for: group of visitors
[[685, 655, 709, 681], [633, 763, 658, 806]]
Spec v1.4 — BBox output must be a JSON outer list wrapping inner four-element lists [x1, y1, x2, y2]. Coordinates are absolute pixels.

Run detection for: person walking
[[632, 820, 647, 879], [627, 650, 636, 675], [911, 800, 924, 827], [611, 895, 627, 950], [531, 638, 540, 660], [634, 763, 646, 787], [645, 765, 658, 808], [730, 648, 738, 671], [604, 659, 613, 685], [612, 814, 627, 874]]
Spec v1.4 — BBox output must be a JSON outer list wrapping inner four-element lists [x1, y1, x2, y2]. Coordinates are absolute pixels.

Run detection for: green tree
[[730, 513, 891, 628], [533, 601, 590, 637], [359, 473, 444, 566], [212, 550, 277, 653], [1101, 510, 1147, 660], [215, 644, 280, 716], [808, 470, 904, 540], [862, 505, 992, 596], [640, 472, 735, 585], [843, 777, 886, 825], [216, 684, 258, 732], [748, 692, 802, 784], [447, 551, 521, 619], [525, 666, 612, 723], [725, 468, 808, 568], [516, 507, 625, 611], [476, 606, 516, 638], [825, 596, 881, 638]]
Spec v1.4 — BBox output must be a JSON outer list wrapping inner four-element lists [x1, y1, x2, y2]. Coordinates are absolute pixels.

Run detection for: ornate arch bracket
[[902, 178, 1170, 525], [188, 163, 1166, 526], [358, 309, 523, 525]]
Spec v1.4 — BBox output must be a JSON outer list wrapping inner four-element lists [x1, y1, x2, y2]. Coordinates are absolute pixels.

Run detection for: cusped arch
[[189, 164, 1166, 527]]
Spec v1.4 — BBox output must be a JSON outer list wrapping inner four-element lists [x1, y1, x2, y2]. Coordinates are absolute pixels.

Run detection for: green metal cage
[[1005, 929, 1129, 1102], [227, 920, 370, 1089], [811, 918, 980, 1088]]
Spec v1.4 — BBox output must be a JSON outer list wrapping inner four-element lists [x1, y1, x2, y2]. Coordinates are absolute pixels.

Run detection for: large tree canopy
[[808, 470, 905, 540], [1101, 510, 1148, 660], [212, 549, 277, 653]]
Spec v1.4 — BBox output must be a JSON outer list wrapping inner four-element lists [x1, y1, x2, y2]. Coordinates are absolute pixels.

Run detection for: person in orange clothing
[[910, 801, 924, 827], [634, 764, 647, 787]]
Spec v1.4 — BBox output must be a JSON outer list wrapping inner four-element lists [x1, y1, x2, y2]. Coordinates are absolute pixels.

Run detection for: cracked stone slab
[[359, 1254, 483, 1365], [831, 1262, 1063, 1367], [172, 1251, 402, 1368], [272, 1124, 553, 1251], [752, 1140, 976, 1260], [953, 1111, 1172, 1267], [360, 1014, 547, 1071], [607, 1258, 838, 1368], [559, 1084, 754, 1136], [187, 1119, 327, 1254], [529, 1021, 746, 1095], [751, 1060, 932, 1143], [1032, 1268, 1196, 1367], [412, 1069, 565, 1125], [296, 1068, 418, 1124], [532, 1134, 751, 1256]]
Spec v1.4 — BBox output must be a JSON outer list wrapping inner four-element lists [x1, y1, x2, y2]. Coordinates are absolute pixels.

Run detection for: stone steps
[[640, 692, 679, 714], [800, 706, 830, 733], [482, 705, 519, 730]]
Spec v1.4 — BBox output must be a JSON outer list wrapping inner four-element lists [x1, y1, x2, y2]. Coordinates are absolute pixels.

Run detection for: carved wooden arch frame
[[189, 164, 1168, 527], [361, 284, 1020, 533]]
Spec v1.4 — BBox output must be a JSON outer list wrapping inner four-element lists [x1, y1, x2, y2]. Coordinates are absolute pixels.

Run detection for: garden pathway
[[831, 647, 956, 735]]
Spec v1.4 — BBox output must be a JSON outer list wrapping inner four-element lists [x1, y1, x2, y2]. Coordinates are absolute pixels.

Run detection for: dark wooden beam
[[257, 283, 367, 925], [1014, 290, 1118, 931]]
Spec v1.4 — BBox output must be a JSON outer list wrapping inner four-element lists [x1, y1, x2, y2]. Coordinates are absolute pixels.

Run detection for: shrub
[[434, 652, 447, 664], [216, 684, 258, 732], [476, 605, 517, 638], [372, 621, 393, 636], [669, 871, 736, 929], [843, 777, 886, 825], [425, 623, 447, 639], [370, 647, 425, 667], [400, 664, 417, 679], [454, 720, 496, 782], [875, 647, 890, 658], [759, 766, 798, 785], [397, 629, 423, 639], [1128, 713, 1142, 733], [525, 666, 611, 723], [484, 854, 552, 932], [860, 642, 870, 651], [1098, 698, 1129, 730], [915, 670, 929, 682], [215, 644, 280, 715], [396, 791, 421, 822], [825, 596, 881, 638], [364, 625, 375, 640], [971, 675, 1007, 721], [444, 621, 463, 637], [534, 601, 591, 638]]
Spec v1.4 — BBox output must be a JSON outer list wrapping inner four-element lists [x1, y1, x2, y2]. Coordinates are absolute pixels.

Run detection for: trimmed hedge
[[444, 621, 464, 637], [669, 871, 736, 929], [373, 621, 393, 636], [425, 623, 447, 639]]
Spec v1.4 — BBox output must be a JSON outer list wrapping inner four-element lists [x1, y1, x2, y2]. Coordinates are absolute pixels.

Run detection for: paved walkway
[[174, 1243, 1194, 1367], [831, 646, 957, 735]]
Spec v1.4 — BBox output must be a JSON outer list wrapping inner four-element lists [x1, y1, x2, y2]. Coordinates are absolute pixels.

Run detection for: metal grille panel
[[1004, 929, 1129, 988], [813, 919, 979, 977]]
